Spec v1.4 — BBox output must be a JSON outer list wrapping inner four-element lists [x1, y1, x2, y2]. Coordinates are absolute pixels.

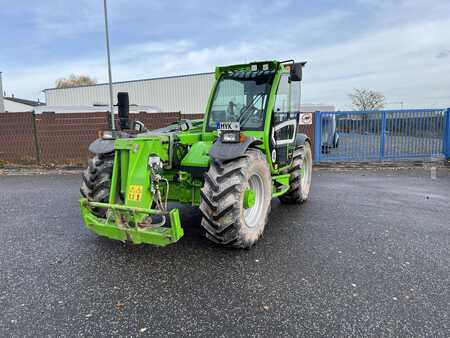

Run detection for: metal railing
[[314, 108, 450, 161]]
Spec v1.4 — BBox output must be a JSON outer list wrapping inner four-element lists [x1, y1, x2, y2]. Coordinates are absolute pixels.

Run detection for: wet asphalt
[[0, 168, 449, 337]]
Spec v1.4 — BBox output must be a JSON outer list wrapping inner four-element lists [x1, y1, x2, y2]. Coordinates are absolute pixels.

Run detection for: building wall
[[3, 100, 34, 112], [34, 105, 160, 114], [45, 73, 216, 115], [44, 72, 335, 115]]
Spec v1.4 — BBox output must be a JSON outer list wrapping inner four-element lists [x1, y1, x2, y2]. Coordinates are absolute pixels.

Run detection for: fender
[[209, 136, 262, 161], [88, 138, 115, 155], [88, 131, 132, 155]]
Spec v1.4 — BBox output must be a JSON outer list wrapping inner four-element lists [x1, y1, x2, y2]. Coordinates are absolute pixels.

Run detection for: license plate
[[128, 184, 143, 201], [217, 121, 240, 131]]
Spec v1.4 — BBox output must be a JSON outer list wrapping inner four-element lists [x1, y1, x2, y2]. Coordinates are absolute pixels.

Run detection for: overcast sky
[[1, 0, 449, 109]]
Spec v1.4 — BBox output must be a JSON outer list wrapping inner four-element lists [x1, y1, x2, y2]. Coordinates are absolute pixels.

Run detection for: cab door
[[270, 74, 301, 169]]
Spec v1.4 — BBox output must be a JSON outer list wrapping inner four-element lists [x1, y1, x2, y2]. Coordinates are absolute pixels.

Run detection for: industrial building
[[2, 96, 45, 112], [0, 72, 45, 112], [43, 72, 334, 115], [44, 73, 215, 115]]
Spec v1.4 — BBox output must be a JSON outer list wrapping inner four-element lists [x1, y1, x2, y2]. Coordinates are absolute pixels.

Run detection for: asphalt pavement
[[0, 168, 449, 337]]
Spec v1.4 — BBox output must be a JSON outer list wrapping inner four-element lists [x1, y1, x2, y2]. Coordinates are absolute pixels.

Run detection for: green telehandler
[[80, 60, 312, 248]]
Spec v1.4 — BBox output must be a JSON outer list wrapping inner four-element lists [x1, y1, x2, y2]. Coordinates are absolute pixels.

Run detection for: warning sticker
[[299, 113, 313, 125], [128, 184, 143, 201]]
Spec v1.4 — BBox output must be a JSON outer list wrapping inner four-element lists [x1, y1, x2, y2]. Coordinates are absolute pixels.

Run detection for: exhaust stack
[[117, 92, 129, 129]]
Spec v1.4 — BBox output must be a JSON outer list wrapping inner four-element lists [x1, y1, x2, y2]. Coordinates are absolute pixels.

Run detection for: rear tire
[[200, 149, 272, 248], [279, 141, 312, 204], [80, 153, 114, 217]]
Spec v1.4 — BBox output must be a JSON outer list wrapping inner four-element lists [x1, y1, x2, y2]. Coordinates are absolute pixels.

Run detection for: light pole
[[103, 0, 115, 130]]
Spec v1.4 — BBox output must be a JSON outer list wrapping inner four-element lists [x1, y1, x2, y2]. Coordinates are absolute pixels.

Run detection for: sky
[[1, 0, 449, 109]]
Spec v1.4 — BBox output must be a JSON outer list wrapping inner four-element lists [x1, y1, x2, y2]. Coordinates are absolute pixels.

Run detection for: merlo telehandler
[[80, 60, 312, 248]]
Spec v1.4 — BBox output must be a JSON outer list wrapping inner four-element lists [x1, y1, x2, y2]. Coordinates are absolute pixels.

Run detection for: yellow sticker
[[128, 184, 143, 201]]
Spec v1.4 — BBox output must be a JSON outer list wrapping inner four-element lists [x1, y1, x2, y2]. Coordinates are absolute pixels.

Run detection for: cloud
[[31, 1, 104, 39], [436, 49, 450, 58], [3, 0, 450, 109], [301, 18, 450, 107], [119, 40, 194, 61]]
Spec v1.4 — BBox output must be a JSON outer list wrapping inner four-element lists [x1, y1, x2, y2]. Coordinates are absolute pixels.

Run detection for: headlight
[[221, 132, 240, 143], [148, 155, 163, 172]]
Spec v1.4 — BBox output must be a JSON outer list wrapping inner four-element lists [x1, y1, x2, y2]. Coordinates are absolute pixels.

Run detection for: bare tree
[[56, 74, 97, 88], [349, 88, 385, 111]]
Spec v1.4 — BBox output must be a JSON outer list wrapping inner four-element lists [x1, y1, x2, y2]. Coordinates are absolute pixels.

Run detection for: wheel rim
[[301, 146, 312, 195], [243, 173, 265, 228]]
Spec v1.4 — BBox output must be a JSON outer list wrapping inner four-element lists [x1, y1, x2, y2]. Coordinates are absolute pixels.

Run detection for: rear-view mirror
[[290, 62, 306, 82]]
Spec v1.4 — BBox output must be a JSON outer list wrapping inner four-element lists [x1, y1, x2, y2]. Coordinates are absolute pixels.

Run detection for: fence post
[[380, 111, 387, 160], [314, 111, 322, 161], [31, 111, 41, 165], [105, 110, 112, 129], [444, 108, 450, 160]]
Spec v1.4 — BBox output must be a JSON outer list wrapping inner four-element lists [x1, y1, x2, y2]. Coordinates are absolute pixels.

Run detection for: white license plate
[[218, 121, 240, 131]]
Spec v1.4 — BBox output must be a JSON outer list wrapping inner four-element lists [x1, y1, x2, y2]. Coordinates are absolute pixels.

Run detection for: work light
[[102, 130, 114, 139]]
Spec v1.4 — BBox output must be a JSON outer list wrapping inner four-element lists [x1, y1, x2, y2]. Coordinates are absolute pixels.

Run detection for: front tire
[[279, 141, 312, 204], [200, 149, 272, 248], [80, 153, 114, 217]]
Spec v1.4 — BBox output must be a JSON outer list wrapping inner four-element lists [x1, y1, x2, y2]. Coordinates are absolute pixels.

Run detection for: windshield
[[207, 75, 273, 130]]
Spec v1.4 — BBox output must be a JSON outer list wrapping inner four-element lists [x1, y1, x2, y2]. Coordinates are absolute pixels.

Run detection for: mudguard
[[209, 136, 262, 161], [88, 131, 132, 155], [88, 138, 115, 155]]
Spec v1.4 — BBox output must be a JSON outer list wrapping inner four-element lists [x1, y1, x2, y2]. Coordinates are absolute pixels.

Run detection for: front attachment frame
[[80, 198, 184, 246]]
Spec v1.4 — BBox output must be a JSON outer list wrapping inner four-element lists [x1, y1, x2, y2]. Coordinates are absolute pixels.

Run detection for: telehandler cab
[[80, 60, 312, 248]]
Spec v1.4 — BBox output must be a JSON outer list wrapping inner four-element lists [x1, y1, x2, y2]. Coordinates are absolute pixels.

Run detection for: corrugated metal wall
[[45, 73, 215, 115]]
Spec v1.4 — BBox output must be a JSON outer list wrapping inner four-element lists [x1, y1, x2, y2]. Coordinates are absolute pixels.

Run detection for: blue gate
[[314, 108, 450, 161]]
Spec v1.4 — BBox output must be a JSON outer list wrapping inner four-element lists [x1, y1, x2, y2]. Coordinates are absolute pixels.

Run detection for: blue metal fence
[[444, 108, 450, 159], [314, 108, 450, 161]]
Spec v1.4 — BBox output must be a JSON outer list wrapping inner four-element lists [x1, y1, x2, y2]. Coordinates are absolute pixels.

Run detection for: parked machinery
[[80, 60, 312, 248]]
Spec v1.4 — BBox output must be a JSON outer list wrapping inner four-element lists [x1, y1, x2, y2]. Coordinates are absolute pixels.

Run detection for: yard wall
[[0, 112, 202, 166], [0, 111, 315, 166]]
